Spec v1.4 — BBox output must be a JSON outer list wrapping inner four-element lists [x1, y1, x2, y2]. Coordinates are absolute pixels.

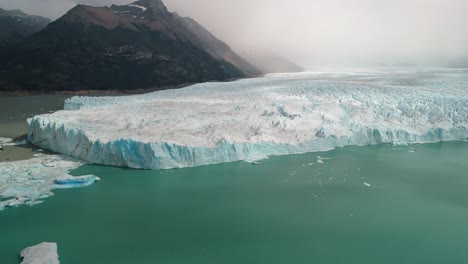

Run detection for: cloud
[[1, 0, 468, 67]]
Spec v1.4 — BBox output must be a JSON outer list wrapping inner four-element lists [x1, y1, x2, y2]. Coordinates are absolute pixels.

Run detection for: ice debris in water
[[27, 68, 468, 169], [0, 137, 12, 144], [20, 242, 59, 264], [0, 155, 100, 211], [0, 138, 29, 148], [0, 137, 12, 150]]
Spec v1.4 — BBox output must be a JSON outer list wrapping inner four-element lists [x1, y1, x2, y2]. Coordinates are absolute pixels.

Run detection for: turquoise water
[[1, 142, 468, 263]]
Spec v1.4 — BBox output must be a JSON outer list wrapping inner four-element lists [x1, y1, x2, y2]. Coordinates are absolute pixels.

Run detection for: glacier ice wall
[[0, 154, 100, 210], [28, 69, 468, 169]]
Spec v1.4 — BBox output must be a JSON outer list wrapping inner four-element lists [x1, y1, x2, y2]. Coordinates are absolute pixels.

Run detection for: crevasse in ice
[[27, 69, 468, 169]]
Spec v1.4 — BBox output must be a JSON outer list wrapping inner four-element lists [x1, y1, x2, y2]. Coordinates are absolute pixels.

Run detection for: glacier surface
[[27, 68, 468, 169], [0, 154, 100, 211]]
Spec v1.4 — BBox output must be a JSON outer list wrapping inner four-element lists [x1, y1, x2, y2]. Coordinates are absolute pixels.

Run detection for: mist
[[2, 0, 468, 68]]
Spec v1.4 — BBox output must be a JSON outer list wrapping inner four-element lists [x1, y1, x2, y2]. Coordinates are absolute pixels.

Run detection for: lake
[[1, 95, 468, 264]]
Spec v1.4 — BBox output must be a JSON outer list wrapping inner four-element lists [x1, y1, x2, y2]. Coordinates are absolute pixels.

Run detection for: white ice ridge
[[20, 242, 60, 264], [0, 155, 100, 211], [27, 68, 468, 169]]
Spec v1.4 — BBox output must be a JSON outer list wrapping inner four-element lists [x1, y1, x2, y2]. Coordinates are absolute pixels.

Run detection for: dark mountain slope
[[0, 8, 51, 47], [244, 53, 305, 74], [176, 14, 262, 77], [0, 0, 254, 91]]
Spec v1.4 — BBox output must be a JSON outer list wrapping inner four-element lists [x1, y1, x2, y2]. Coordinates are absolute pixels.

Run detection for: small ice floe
[[54, 175, 100, 188], [363, 182, 372, 187], [245, 158, 262, 165], [20, 242, 60, 264], [0, 154, 100, 211], [0, 198, 27, 210], [0, 137, 12, 144], [316, 156, 332, 164], [0, 137, 12, 150], [14, 139, 28, 145], [2, 139, 28, 147], [408, 149, 415, 153], [289, 171, 296, 176]]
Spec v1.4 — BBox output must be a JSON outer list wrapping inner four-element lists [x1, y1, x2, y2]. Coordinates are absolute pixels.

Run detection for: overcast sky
[[2, 0, 468, 68]]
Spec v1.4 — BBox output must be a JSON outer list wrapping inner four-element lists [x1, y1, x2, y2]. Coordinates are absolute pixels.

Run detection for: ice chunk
[[28, 69, 468, 169], [3, 139, 29, 146], [0, 155, 100, 211], [20, 242, 59, 264], [0, 137, 12, 150], [0, 137, 12, 144], [54, 175, 100, 188]]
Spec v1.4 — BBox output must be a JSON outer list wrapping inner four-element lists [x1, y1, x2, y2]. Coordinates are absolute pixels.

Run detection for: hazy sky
[[2, 0, 468, 67]]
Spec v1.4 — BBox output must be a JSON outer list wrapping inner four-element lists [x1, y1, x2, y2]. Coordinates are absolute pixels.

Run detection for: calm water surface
[[0, 95, 71, 162], [1, 141, 468, 264]]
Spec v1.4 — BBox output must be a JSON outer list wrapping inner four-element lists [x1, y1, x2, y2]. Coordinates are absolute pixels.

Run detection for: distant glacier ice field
[[27, 68, 468, 169]]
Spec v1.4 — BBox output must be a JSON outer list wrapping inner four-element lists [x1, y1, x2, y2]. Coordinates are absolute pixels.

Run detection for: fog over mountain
[[1, 0, 468, 68]]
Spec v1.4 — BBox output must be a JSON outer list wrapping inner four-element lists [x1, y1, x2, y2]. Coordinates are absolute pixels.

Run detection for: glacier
[[0, 154, 100, 211], [27, 68, 468, 169]]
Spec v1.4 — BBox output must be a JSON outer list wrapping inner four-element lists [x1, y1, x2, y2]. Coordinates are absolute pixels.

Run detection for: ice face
[[20, 242, 59, 264], [0, 154, 100, 210], [28, 68, 468, 169]]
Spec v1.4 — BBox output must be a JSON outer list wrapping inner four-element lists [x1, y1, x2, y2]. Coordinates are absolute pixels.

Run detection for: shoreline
[[0, 83, 195, 97], [0, 77, 251, 97]]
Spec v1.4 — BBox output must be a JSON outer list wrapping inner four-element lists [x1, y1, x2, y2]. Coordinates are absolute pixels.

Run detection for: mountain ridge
[[0, 8, 51, 47], [0, 0, 260, 91]]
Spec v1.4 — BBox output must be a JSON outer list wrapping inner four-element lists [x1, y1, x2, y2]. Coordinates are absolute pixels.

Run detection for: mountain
[[244, 53, 305, 74], [175, 14, 262, 77], [0, 0, 260, 91], [0, 8, 51, 47]]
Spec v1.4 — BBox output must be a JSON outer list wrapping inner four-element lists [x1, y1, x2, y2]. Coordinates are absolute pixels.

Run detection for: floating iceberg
[[20, 242, 59, 264], [0, 155, 100, 210], [54, 175, 99, 188], [27, 69, 468, 169]]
